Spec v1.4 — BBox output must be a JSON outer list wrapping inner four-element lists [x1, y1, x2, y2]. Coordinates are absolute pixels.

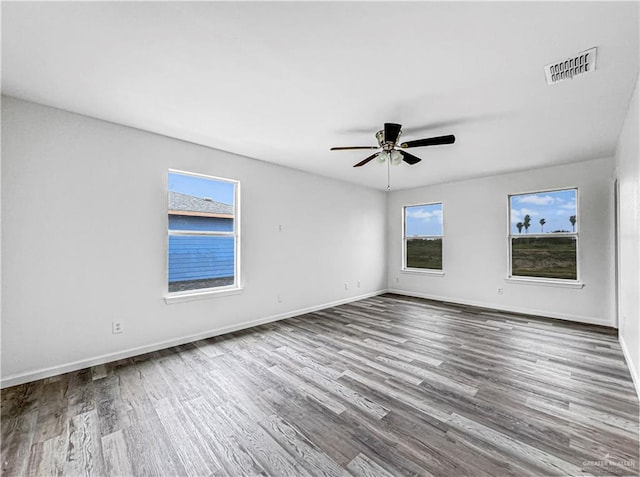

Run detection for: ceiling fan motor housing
[[377, 123, 403, 150]]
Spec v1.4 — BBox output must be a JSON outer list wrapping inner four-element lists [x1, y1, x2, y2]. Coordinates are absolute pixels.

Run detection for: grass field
[[406, 238, 443, 270], [511, 236, 577, 279], [406, 236, 576, 279]]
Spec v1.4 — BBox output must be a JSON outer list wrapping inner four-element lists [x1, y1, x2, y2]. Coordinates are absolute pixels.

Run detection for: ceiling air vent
[[544, 47, 597, 85]]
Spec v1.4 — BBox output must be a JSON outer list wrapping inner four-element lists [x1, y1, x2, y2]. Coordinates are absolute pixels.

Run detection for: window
[[403, 203, 443, 271], [509, 188, 577, 281], [167, 170, 239, 294]]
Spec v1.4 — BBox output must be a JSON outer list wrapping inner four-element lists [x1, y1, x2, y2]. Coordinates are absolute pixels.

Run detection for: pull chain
[[387, 155, 391, 191]]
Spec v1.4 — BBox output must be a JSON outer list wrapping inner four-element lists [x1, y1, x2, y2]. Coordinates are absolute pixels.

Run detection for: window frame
[[402, 201, 445, 274], [507, 187, 581, 286], [165, 169, 241, 303]]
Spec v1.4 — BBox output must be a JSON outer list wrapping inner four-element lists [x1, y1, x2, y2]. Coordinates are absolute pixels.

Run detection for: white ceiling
[[2, 1, 638, 190]]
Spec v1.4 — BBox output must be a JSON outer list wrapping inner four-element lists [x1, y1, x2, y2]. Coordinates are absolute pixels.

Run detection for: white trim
[[169, 230, 234, 237], [5, 287, 623, 389], [401, 269, 445, 277], [165, 286, 244, 304], [235, 180, 242, 292], [402, 202, 444, 271], [166, 169, 241, 299], [619, 333, 640, 400], [168, 168, 237, 185], [614, 178, 621, 329], [507, 187, 580, 282], [505, 277, 584, 289], [386, 288, 613, 327], [510, 232, 576, 238], [0, 289, 386, 389]]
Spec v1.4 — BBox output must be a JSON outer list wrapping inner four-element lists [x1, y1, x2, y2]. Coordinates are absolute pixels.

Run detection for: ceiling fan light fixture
[[378, 151, 390, 162], [390, 150, 403, 166]]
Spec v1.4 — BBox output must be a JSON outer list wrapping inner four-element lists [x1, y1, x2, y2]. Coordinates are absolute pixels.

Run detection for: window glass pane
[[405, 203, 443, 237], [511, 236, 576, 280], [168, 235, 235, 292], [169, 172, 235, 208], [510, 189, 577, 235], [406, 238, 443, 270], [168, 171, 237, 293]]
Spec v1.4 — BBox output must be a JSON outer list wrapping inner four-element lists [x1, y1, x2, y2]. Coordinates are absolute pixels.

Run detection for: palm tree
[[539, 218, 546, 233], [516, 222, 523, 234], [523, 215, 531, 234], [569, 215, 576, 232]]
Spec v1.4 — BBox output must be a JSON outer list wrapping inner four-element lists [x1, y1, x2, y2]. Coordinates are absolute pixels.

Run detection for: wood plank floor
[[2, 294, 639, 476]]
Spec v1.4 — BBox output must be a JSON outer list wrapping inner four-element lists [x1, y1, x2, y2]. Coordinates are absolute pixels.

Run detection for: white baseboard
[[2, 288, 620, 389], [386, 288, 614, 328], [1, 289, 386, 388], [619, 333, 640, 400]]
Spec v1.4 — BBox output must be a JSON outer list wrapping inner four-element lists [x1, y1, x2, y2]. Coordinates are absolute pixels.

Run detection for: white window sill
[[401, 269, 445, 277], [165, 286, 243, 304], [505, 277, 584, 289]]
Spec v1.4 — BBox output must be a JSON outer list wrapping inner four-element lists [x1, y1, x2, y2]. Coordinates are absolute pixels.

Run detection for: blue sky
[[169, 171, 235, 205], [406, 203, 443, 236], [510, 189, 577, 234], [405, 190, 577, 237]]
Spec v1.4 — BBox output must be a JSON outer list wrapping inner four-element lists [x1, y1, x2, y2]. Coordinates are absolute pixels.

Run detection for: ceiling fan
[[330, 123, 455, 167]]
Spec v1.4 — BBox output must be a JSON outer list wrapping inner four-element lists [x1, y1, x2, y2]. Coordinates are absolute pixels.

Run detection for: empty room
[[1, 1, 639, 476]]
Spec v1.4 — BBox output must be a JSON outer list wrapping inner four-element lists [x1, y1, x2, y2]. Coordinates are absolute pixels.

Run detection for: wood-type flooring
[[2, 294, 639, 476]]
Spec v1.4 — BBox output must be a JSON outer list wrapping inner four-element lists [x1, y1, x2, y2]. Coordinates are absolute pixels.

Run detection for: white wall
[[387, 158, 616, 327], [1, 96, 387, 386], [1, 94, 630, 389], [615, 74, 640, 393]]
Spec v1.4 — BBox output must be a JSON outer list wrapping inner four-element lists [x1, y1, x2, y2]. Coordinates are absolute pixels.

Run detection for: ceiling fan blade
[[400, 134, 455, 148], [353, 152, 380, 167], [330, 146, 379, 151], [384, 123, 402, 144], [399, 150, 422, 165]]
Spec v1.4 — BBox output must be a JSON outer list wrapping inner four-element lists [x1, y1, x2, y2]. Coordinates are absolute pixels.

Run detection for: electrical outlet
[[277, 295, 283, 303], [395, 277, 399, 283], [112, 321, 123, 334], [497, 287, 504, 295], [357, 280, 361, 288], [344, 283, 348, 291]]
